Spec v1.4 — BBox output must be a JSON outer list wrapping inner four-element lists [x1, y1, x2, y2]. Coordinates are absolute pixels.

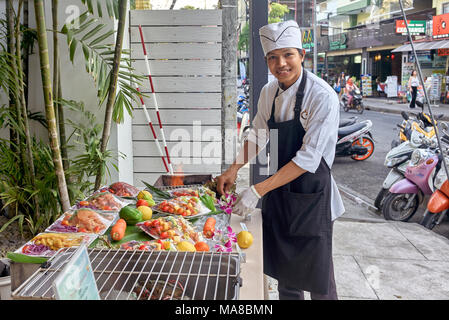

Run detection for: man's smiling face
[[266, 47, 304, 89]]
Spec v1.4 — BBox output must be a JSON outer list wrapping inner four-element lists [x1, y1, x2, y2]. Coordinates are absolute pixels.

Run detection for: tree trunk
[[23, 0, 30, 107], [15, 0, 40, 218], [52, 0, 69, 177], [33, 0, 71, 213], [94, 0, 128, 190], [6, 0, 19, 155], [169, 0, 177, 9]]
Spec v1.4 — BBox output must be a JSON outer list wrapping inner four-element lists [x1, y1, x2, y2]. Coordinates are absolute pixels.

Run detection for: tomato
[[93, 226, 102, 233], [108, 188, 115, 193], [181, 211, 187, 217], [61, 219, 69, 226], [144, 221, 151, 227], [168, 208, 174, 214], [162, 205, 170, 212], [138, 245, 148, 251], [151, 220, 160, 227], [78, 228, 87, 233], [176, 208, 183, 215], [103, 205, 112, 211], [79, 201, 89, 206], [153, 226, 162, 235], [160, 231, 169, 239], [22, 245, 31, 253], [157, 239, 163, 245], [136, 199, 149, 207]]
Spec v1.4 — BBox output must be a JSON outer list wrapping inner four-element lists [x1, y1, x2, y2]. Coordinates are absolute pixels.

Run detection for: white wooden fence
[[130, 10, 223, 186]]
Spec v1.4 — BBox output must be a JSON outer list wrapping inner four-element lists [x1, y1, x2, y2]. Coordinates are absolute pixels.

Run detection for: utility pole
[[221, 0, 238, 172]]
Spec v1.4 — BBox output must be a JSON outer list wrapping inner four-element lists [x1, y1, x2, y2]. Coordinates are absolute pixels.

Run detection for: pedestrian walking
[[216, 20, 345, 300], [408, 70, 419, 109], [337, 72, 346, 99]]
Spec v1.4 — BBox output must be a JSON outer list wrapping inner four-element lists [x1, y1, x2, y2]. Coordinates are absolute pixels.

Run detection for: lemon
[[176, 241, 196, 252], [137, 206, 153, 220], [137, 190, 153, 200], [237, 231, 253, 249]]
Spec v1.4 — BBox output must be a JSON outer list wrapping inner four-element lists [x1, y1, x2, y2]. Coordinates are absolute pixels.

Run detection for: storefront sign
[[438, 48, 449, 56], [395, 20, 426, 35], [329, 33, 347, 51], [302, 29, 314, 51], [433, 13, 449, 39]]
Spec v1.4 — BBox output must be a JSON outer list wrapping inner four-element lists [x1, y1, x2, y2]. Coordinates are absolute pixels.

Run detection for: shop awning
[[392, 39, 449, 52]]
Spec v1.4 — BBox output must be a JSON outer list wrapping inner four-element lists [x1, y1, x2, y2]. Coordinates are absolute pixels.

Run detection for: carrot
[[111, 219, 127, 241], [203, 217, 216, 238]]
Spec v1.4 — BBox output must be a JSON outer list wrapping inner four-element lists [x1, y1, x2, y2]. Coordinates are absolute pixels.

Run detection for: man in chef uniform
[[217, 20, 345, 300]]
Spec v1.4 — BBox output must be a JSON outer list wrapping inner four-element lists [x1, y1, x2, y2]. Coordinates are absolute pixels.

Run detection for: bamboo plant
[[33, 0, 71, 213]]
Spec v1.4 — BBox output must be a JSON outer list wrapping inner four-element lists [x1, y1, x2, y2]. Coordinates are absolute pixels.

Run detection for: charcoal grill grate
[[12, 248, 241, 300]]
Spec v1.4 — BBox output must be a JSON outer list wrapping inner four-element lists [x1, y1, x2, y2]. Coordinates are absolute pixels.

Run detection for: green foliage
[[238, 3, 290, 53], [180, 5, 197, 10], [0, 101, 120, 236], [269, 3, 289, 24], [238, 23, 249, 52], [61, 9, 146, 123]]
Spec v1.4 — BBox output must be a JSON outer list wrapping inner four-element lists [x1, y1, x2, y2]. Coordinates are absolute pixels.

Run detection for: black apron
[[262, 71, 333, 295]]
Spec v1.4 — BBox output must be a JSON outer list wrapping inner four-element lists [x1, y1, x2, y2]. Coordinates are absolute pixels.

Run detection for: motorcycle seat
[[339, 118, 356, 127], [338, 123, 366, 137]]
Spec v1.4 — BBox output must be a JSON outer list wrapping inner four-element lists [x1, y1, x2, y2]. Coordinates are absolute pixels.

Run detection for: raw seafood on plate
[[120, 240, 176, 251], [154, 196, 210, 218], [76, 191, 127, 211], [60, 208, 116, 235], [136, 216, 202, 244], [17, 232, 97, 258], [108, 181, 140, 197], [169, 188, 200, 198]]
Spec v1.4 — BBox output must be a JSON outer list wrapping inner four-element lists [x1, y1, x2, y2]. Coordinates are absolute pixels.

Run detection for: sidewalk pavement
[[364, 97, 449, 120], [234, 160, 449, 300]]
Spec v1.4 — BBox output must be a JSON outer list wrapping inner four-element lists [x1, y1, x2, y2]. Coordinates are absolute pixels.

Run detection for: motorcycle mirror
[[401, 111, 409, 120], [437, 114, 444, 120], [441, 122, 449, 131]]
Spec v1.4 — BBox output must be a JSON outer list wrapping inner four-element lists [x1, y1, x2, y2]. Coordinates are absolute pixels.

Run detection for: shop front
[[325, 49, 362, 86]]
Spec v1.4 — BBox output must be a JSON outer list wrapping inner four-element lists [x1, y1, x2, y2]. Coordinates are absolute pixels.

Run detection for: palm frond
[[61, 10, 146, 124]]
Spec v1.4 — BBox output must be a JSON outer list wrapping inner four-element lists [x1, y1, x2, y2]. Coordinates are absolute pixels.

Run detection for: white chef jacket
[[247, 70, 345, 221]]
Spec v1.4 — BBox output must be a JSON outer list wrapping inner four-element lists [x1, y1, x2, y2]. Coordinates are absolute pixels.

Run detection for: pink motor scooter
[[381, 148, 441, 221]]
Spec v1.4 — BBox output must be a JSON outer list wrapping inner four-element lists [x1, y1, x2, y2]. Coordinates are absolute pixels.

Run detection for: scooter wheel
[[374, 188, 389, 211], [420, 210, 440, 230], [351, 136, 375, 161], [382, 192, 419, 222], [357, 103, 364, 114]]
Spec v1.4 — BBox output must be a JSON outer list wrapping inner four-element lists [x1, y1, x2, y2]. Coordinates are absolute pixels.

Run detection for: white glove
[[233, 185, 261, 217]]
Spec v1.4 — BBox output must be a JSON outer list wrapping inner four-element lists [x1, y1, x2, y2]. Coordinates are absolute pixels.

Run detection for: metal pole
[[313, 0, 317, 74], [398, 0, 449, 181]]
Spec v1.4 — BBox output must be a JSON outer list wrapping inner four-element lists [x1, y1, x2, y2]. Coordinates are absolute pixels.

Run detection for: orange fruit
[[194, 241, 210, 252]]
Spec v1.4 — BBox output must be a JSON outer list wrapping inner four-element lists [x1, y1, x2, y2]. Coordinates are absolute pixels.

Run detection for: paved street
[[333, 101, 449, 240]]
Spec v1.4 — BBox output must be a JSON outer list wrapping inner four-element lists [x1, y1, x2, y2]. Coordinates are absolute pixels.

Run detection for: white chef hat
[[259, 20, 303, 57]]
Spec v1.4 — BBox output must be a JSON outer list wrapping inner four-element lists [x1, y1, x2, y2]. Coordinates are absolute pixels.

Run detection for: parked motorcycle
[[391, 109, 442, 149], [340, 88, 364, 114], [339, 116, 357, 128], [237, 95, 250, 143], [336, 119, 374, 161], [382, 147, 442, 221], [374, 130, 437, 210], [419, 127, 449, 229]]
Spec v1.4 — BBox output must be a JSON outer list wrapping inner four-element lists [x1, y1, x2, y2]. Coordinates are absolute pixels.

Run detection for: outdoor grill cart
[[8, 175, 264, 300]]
